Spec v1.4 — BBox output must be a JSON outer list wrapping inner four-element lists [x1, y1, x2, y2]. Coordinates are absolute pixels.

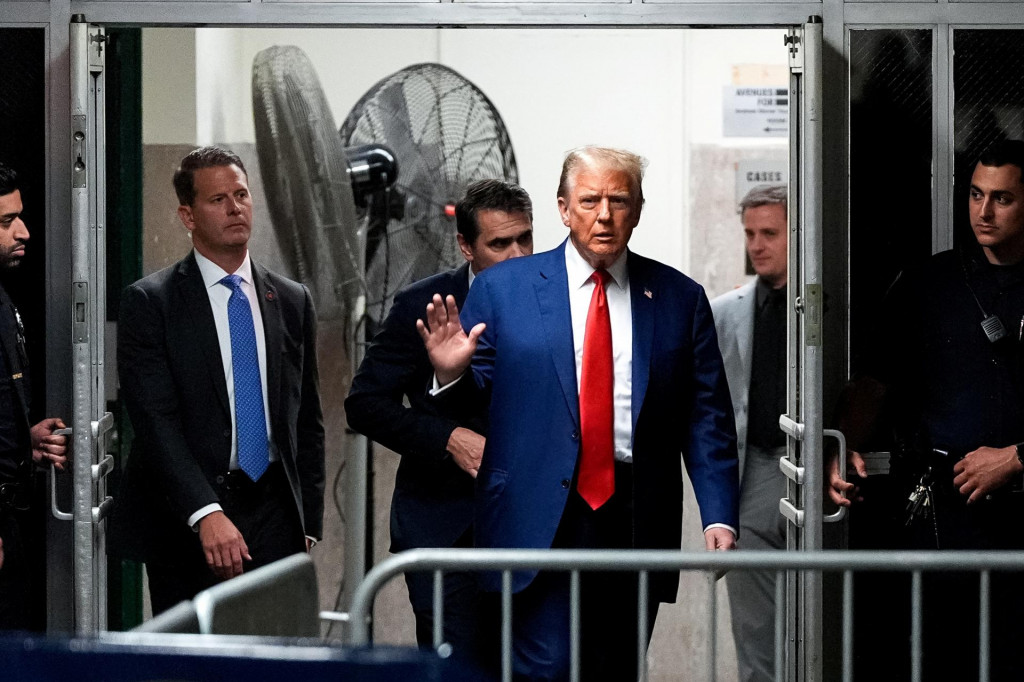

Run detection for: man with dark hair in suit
[[0, 161, 68, 630], [420, 146, 739, 681], [110, 146, 325, 615], [345, 179, 533, 657]]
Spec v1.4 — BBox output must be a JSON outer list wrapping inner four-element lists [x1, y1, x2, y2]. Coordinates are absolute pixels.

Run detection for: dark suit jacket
[[345, 264, 481, 552], [451, 242, 739, 601], [109, 251, 325, 563]]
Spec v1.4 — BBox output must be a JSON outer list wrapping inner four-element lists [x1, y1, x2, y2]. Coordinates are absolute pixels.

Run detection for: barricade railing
[[343, 548, 1024, 682], [135, 553, 320, 637]]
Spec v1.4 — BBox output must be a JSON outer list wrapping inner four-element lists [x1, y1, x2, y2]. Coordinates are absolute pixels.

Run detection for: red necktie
[[577, 269, 615, 510]]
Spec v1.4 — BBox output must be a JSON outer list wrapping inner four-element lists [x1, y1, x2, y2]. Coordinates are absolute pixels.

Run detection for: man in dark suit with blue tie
[[111, 147, 325, 615], [345, 180, 534, 657], [421, 146, 740, 680]]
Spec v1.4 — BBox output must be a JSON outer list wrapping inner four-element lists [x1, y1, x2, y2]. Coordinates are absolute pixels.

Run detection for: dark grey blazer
[[345, 264, 482, 552]]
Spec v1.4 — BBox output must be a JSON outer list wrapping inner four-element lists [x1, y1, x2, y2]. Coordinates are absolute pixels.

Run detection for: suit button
[[561, 479, 570, 489], [223, 429, 231, 439], [571, 430, 579, 440], [215, 475, 225, 484]]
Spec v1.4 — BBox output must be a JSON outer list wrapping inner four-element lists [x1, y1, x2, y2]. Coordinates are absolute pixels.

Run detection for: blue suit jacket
[[453, 242, 739, 601]]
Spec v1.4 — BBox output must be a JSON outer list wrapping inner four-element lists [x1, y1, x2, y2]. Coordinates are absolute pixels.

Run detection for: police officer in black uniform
[[830, 139, 1024, 681], [0, 162, 68, 631]]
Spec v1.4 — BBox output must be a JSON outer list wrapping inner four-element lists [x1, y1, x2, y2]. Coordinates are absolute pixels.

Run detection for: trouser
[[483, 462, 660, 682], [404, 526, 489, 674], [914, 471, 1024, 681], [853, 453, 1024, 681], [146, 462, 306, 615], [0, 508, 29, 631], [726, 445, 787, 682]]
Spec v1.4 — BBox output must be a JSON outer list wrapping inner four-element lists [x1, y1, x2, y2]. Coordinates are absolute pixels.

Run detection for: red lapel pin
[[266, 290, 276, 301]]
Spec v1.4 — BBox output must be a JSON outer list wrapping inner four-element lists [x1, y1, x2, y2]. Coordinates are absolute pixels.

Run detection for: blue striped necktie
[[220, 274, 269, 481]]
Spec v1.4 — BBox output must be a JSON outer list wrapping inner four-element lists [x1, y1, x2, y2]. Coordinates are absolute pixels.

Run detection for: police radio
[[961, 253, 1009, 344]]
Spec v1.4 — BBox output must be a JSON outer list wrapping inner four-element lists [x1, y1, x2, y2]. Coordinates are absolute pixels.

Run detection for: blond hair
[[557, 146, 647, 205]]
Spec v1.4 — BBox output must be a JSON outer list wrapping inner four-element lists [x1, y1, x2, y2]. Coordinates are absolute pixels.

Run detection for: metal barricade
[[343, 548, 1024, 682], [135, 553, 320, 637]]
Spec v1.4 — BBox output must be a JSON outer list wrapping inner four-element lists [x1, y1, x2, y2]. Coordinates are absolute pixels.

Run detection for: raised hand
[[415, 294, 485, 386]]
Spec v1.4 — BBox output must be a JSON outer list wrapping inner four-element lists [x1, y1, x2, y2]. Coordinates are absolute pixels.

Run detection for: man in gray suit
[[711, 184, 788, 682]]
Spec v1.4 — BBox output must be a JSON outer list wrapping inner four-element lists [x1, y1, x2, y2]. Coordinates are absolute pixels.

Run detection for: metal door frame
[[777, 18, 830, 682], [59, 18, 829, 665], [66, 19, 114, 635]]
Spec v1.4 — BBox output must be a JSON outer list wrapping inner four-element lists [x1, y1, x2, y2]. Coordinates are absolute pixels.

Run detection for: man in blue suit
[[420, 146, 740, 681], [345, 180, 534, 659]]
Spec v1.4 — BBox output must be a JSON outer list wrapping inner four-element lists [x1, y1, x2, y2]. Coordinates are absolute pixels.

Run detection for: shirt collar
[[755, 276, 786, 309], [467, 265, 476, 289], [194, 249, 253, 290], [564, 239, 629, 290]]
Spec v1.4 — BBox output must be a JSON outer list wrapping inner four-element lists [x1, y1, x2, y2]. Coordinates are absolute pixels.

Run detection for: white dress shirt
[[564, 241, 634, 463], [188, 249, 275, 529]]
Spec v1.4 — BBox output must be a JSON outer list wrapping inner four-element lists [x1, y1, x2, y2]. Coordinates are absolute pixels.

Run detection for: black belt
[[0, 457, 32, 511], [614, 460, 633, 487], [214, 461, 285, 494], [0, 480, 30, 511]]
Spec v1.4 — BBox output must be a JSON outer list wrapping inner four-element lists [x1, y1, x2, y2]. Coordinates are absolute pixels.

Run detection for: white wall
[[142, 28, 196, 144]]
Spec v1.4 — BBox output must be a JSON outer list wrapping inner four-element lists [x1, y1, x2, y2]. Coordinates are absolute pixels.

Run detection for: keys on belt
[[905, 470, 934, 527], [903, 449, 953, 527]]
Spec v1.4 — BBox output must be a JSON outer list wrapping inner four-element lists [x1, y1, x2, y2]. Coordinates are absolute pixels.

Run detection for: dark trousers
[[853, 470, 1024, 682], [0, 509, 29, 631], [404, 526, 489, 675], [484, 463, 660, 682], [146, 463, 306, 615]]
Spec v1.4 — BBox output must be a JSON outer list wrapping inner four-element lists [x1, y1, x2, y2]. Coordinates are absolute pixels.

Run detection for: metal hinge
[[89, 28, 106, 73], [786, 29, 803, 73]]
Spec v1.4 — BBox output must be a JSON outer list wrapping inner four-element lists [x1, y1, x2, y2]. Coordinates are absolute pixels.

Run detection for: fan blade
[[252, 45, 361, 321], [339, 62, 519, 326]]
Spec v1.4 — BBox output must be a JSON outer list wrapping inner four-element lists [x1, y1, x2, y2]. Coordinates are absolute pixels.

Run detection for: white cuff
[[188, 503, 223, 531], [429, 372, 464, 396], [703, 522, 737, 538]]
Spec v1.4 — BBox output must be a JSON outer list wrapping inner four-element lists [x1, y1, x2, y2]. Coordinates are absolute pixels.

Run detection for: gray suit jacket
[[711, 279, 756, 478]]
